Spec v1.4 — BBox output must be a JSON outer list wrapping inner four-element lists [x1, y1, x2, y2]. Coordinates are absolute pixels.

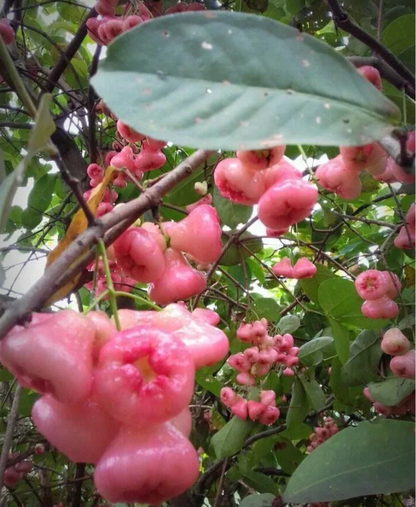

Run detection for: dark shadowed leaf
[[368, 377, 415, 406], [287, 377, 309, 428], [341, 330, 383, 386]]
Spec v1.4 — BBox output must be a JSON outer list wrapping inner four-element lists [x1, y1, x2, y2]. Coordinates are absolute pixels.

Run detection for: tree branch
[[0, 385, 22, 490], [327, 0, 415, 86], [0, 150, 213, 340]]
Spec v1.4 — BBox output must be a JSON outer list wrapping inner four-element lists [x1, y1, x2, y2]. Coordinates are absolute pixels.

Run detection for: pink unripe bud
[[231, 398, 248, 420], [285, 356, 299, 368], [363, 386, 375, 402], [87, 163, 104, 180], [228, 353, 251, 372], [3, 467, 20, 487], [34, 443, 45, 455], [220, 387, 238, 407], [260, 390, 276, 407], [244, 346, 260, 363], [361, 297, 398, 319], [236, 372, 256, 386], [282, 334, 294, 351], [247, 400, 266, 421], [358, 65, 382, 90], [383, 272, 402, 299], [111, 146, 136, 172], [283, 367, 295, 376], [259, 406, 280, 425], [253, 363, 272, 377], [0, 19, 15, 45], [144, 138, 166, 151], [236, 146, 286, 171], [381, 328, 410, 356], [117, 120, 145, 143], [390, 350, 415, 380], [122, 15, 144, 32], [14, 461, 32, 473]]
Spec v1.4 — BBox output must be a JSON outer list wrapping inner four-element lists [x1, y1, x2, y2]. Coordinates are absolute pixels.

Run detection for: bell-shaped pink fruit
[[316, 155, 362, 199], [192, 308, 220, 326], [94, 423, 199, 505], [85, 310, 117, 362], [236, 146, 286, 171], [387, 132, 415, 184], [110, 146, 136, 172], [117, 120, 145, 143], [214, 158, 267, 205], [361, 297, 398, 319], [172, 407, 192, 437], [394, 203, 415, 250], [383, 271, 402, 299], [390, 350, 415, 379], [135, 144, 166, 172], [258, 178, 317, 229], [272, 257, 293, 278], [0, 19, 15, 45], [94, 326, 195, 426], [32, 395, 119, 463], [0, 310, 94, 404], [228, 353, 251, 372], [220, 387, 238, 407], [163, 205, 222, 264], [148, 248, 207, 305], [247, 400, 266, 421], [355, 269, 391, 300], [292, 257, 317, 279], [340, 143, 387, 174], [231, 397, 248, 419], [113, 227, 165, 283], [260, 390, 276, 407], [358, 65, 382, 90], [259, 406, 280, 425], [381, 328, 410, 356], [264, 158, 302, 189]]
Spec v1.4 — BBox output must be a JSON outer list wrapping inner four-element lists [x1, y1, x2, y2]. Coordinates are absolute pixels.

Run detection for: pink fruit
[[110, 146, 136, 172], [145, 138, 166, 151], [122, 15, 144, 32], [220, 387, 238, 407], [135, 144, 166, 172], [102, 18, 124, 42], [247, 400, 266, 421], [85, 311, 117, 362], [292, 257, 317, 279], [355, 269, 391, 300], [374, 160, 399, 183], [214, 158, 267, 205], [96, 202, 113, 217], [94, 326, 195, 425], [236, 146, 286, 171], [361, 297, 398, 319], [191, 308, 220, 326], [258, 178, 317, 229], [32, 395, 118, 463], [244, 346, 260, 363], [272, 257, 293, 278], [117, 120, 145, 143], [381, 328, 410, 356], [186, 194, 213, 213], [113, 227, 166, 283], [0, 310, 94, 404], [172, 408, 192, 437], [95, 0, 118, 16], [394, 203, 415, 250], [260, 390, 276, 407], [390, 350, 415, 379], [3, 467, 20, 487], [283, 367, 295, 376], [94, 423, 199, 504], [340, 143, 387, 174], [257, 348, 278, 365], [383, 272, 402, 299], [264, 158, 302, 189], [236, 372, 256, 386], [316, 156, 362, 199], [34, 444, 45, 455], [163, 205, 222, 264], [259, 406, 280, 425], [388, 132, 415, 184], [230, 398, 248, 419], [0, 19, 15, 45], [87, 163, 104, 181], [148, 248, 206, 305], [358, 65, 382, 91], [86, 17, 103, 44], [266, 227, 290, 237], [228, 353, 251, 372]]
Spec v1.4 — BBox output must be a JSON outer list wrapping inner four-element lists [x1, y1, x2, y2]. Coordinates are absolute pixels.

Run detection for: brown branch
[[0, 150, 213, 340], [327, 0, 415, 86], [0, 385, 22, 489]]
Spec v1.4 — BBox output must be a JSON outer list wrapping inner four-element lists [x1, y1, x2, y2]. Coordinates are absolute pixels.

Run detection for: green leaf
[[246, 257, 265, 284], [28, 173, 56, 213], [298, 336, 334, 366], [278, 314, 300, 334], [240, 469, 280, 495], [341, 330, 383, 386], [299, 264, 336, 305], [213, 186, 252, 228], [383, 15, 415, 73], [287, 377, 309, 428], [92, 12, 399, 151], [319, 278, 388, 330], [239, 494, 275, 507], [328, 319, 350, 365], [252, 297, 280, 321], [220, 232, 263, 266], [211, 416, 254, 458], [195, 370, 223, 396], [283, 420, 415, 503], [368, 377, 415, 406], [299, 374, 326, 411], [280, 422, 312, 441], [274, 436, 304, 474]]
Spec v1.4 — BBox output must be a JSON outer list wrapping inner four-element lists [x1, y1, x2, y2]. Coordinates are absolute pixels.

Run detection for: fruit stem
[[97, 239, 121, 330], [113, 291, 161, 311]]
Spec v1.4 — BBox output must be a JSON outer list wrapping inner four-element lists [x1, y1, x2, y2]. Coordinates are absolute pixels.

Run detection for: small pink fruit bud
[[228, 353, 251, 372], [236, 372, 256, 386], [390, 350, 415, 380], [244, 346, 260, 363], [259, 406, 280, 425], [260, 390, 276, 407], [34, 443, 45, 455], [194, 181, 208, 195], [220, 387, 238, 407], [283, 367, 295, 376], [117, 120, 145, 143], [230, 398, 248, 420], [247, 400, 266, 421], [358, 65, 382, 90]]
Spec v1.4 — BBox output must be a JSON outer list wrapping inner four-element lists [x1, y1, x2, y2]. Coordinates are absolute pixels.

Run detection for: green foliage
[[211, 417, 254, 458], [284, 420, 415, 502], [368, 377, 415, 406]]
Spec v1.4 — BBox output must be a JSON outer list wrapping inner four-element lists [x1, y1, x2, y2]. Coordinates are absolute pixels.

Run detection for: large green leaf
[[283, 420, 415, 503], [299, 264, 336, 305], [299, 374, 326, 411], [383, 15, 415, 74], [341, 330, 383, 386], [318, 278, 388, 330], [213, 186, 252, 228], [298, 336, 334, 366], [211, 416, 254, 458], [328, 318, 350, 365], [239, 494, 275, 507], [92, 12, 399, 151], [368, 377, 415, 406], [287, 377, 309, 428]]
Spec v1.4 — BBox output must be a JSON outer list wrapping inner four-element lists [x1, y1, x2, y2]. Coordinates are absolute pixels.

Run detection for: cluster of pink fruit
[[306, 417, 338, 453], [0, 18, 14, 45], [215, 150, 318, 236], [394, 203, 415, 250], [316, 66, 415, 200], [85, 203, 222, 304], [354, 269, 401, 319], [3, 455, 34, 488], [0, 304, 229, 504], [363, 329, 415, 416], [272, 257, 317, 279], [221, 387, 280, 425]]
